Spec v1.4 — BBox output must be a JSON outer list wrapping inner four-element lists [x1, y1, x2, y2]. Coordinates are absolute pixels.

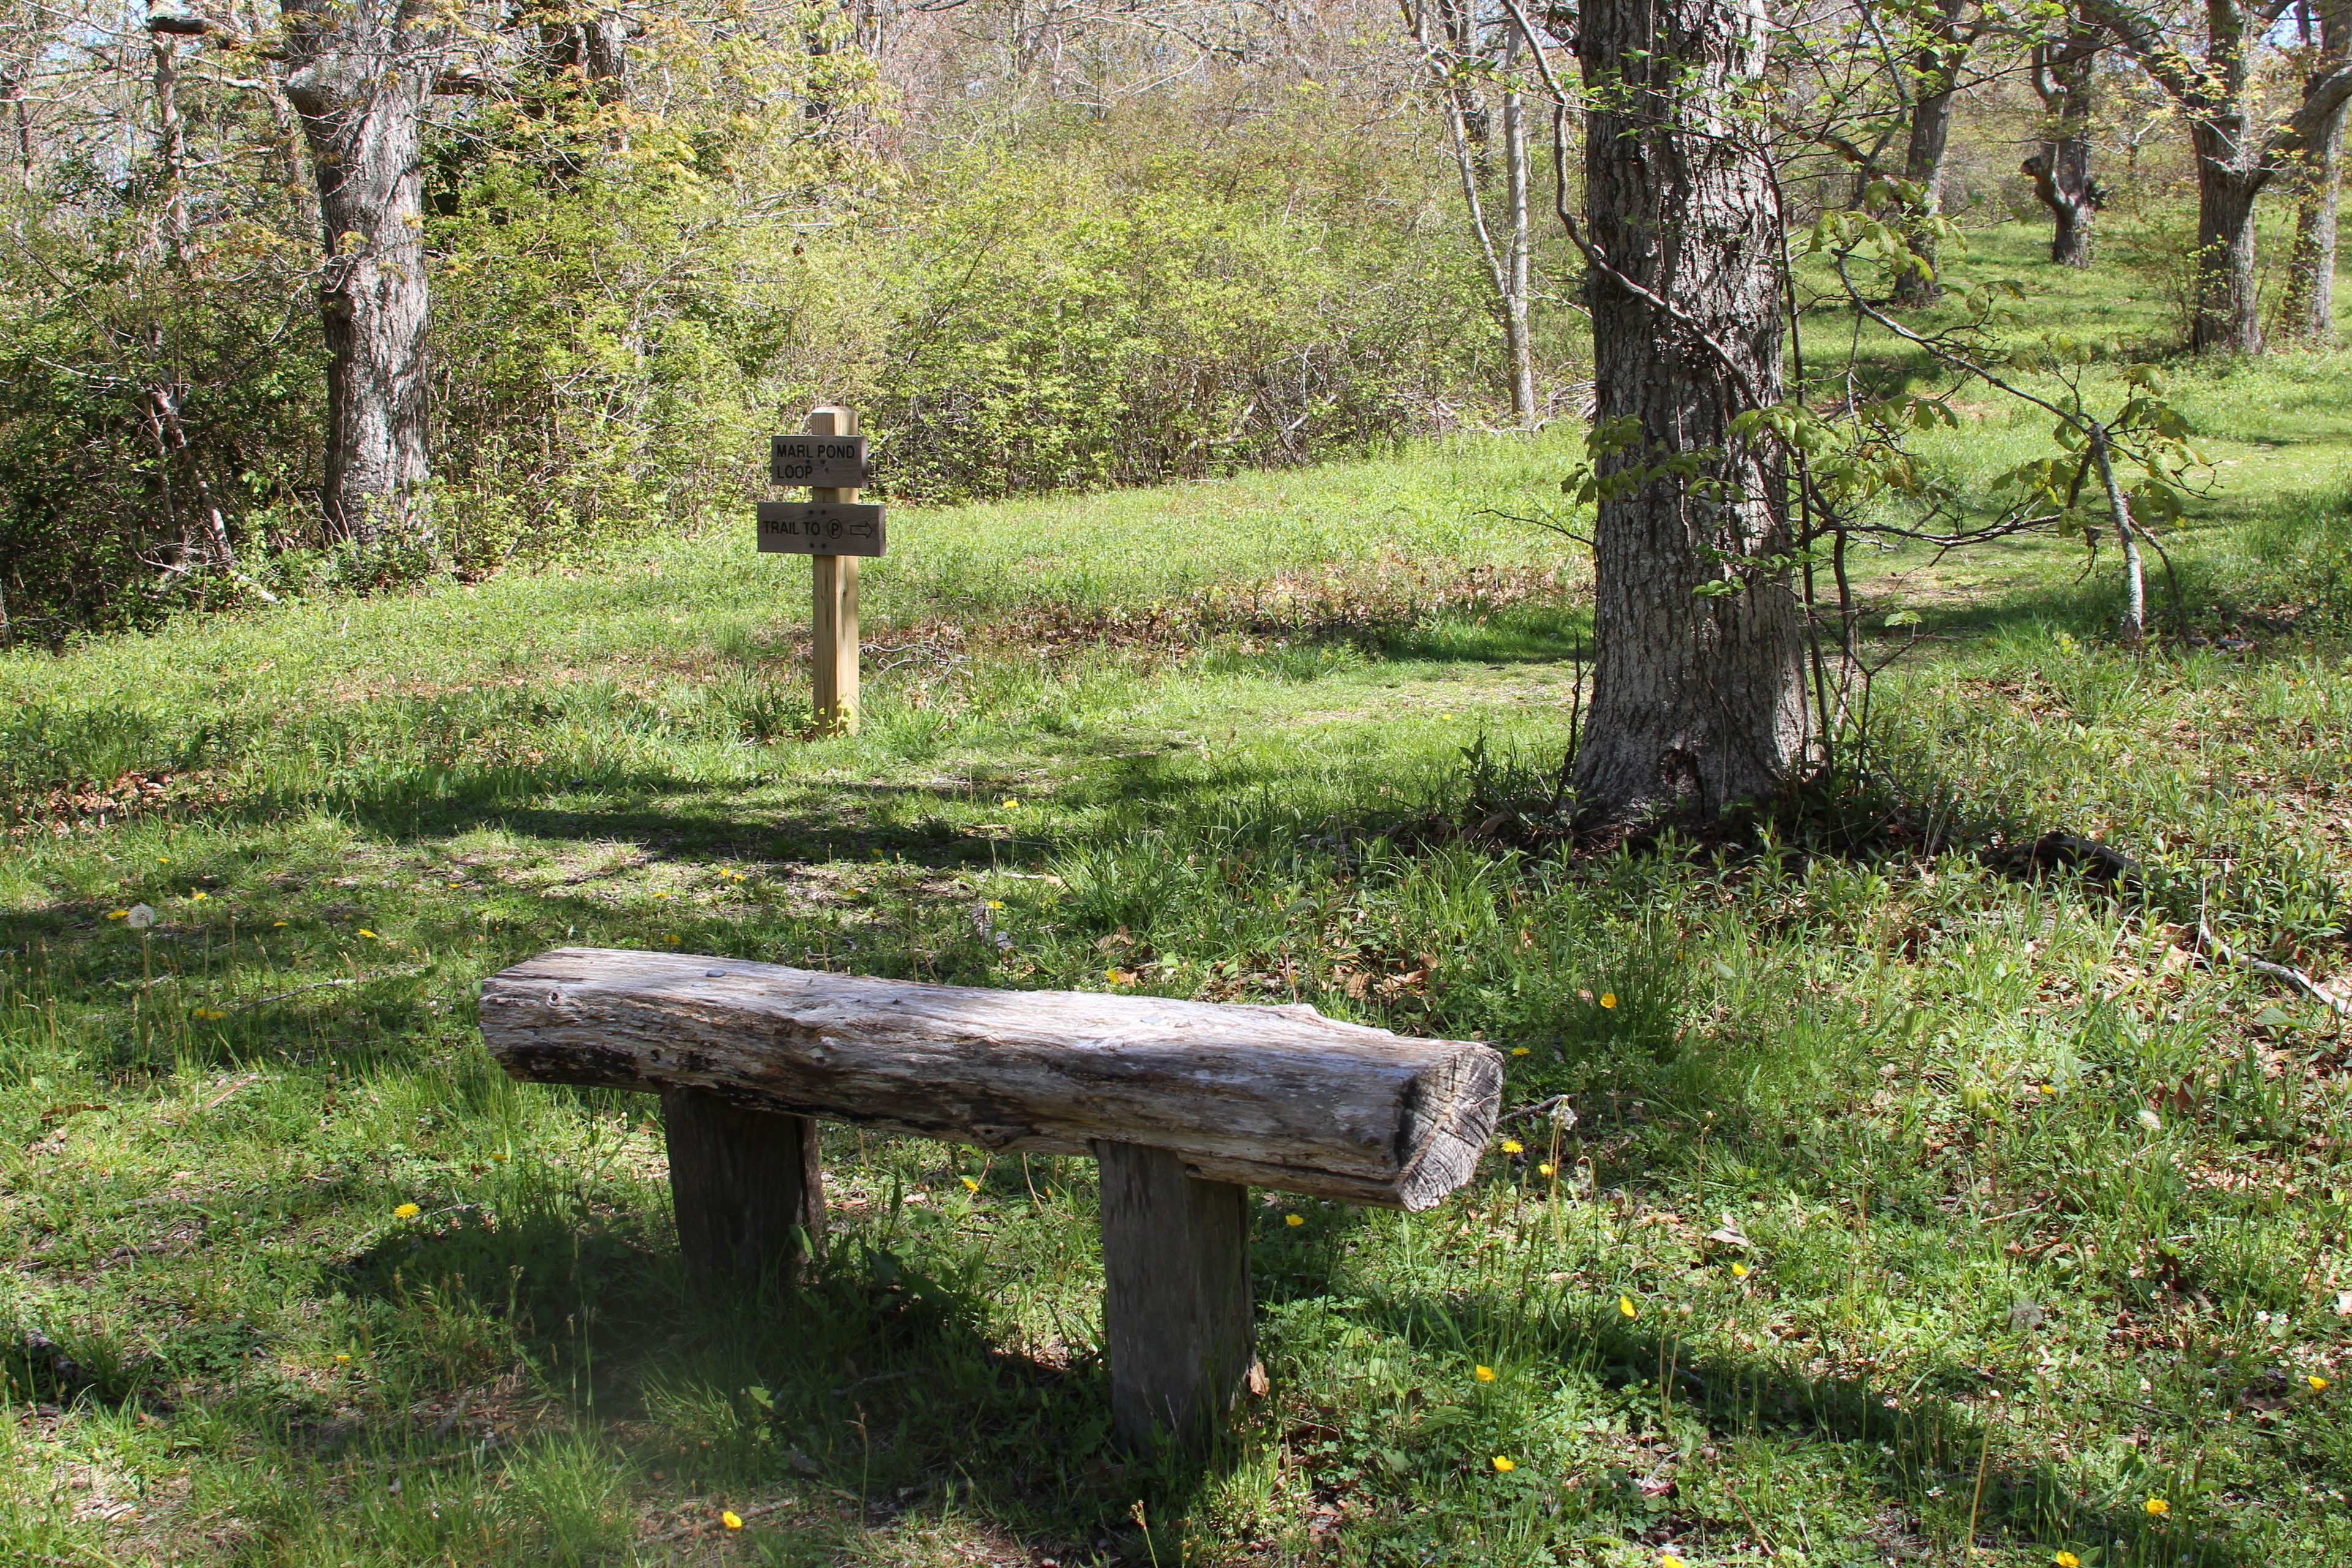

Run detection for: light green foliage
[[865, 115, 1496, 501], [426, 10, 883, 573]]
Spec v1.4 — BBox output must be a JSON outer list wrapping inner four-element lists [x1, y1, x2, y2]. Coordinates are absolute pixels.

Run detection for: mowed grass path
[[9, 254, 2352, 1565]]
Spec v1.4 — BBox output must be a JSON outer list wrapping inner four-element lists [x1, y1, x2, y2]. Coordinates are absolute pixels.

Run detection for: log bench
[[479, 947, 1504, 1455]]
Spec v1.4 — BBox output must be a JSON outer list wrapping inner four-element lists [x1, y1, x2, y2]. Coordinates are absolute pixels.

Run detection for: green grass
[[8, 242, 2352, 1566]]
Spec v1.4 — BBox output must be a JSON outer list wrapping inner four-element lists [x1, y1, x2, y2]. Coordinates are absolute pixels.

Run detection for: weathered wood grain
[[479, 947, 1502, 1210], [1095, 1143, 1253, 1454], [662, 1086, 825, 1293]]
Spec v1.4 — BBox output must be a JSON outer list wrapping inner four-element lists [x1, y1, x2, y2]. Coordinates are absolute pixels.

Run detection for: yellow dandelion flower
[[356, 929, 375, 939], [2055, 1554, 2081, 1568], [1732, 1262, 1749, 1278], [334, 1352, 352, 1363], [1662, 1556, 1687, 1568], [961, 1176, 980, 1193], [2143, 1498, 2169, 1517], [1001, 797, 1019, 809], [157, 856, 168, 863], [189, 891, 207, 901], [721, 1510, 744, 1529], [107, 910, 128, 920], [1599, 992, 1617, 1009], [1619, 1295, 1637, 1318], [1539, 1163, 1556, 1177], [393, 1202, 421, 1219], [1490, 1455, 1514, 1472], [987, 899, 1004, 910], [1512, 1046, 1531, 1057], [272, 920, 287, 927], [1474, 1365, 1496, 1382], [1285, 1213, 1305, 1227], [2309, 1374, 2331, 1390], [1501, 1139, 1524, 1155]]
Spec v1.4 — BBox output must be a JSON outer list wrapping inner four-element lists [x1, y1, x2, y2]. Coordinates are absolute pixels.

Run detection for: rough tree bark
[[1566, 0, 1810, 824], [2023, 28, 2101, 266], [2282, 0, 2350, 342], [279, 0, 446, 549], [1891, 0, 1975, 307], [2084, 0, 2352, 353], [2192, 127, 2266, 352]]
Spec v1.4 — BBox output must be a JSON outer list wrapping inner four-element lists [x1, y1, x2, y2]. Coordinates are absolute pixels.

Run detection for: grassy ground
[[7, 223, 2352, 1567]]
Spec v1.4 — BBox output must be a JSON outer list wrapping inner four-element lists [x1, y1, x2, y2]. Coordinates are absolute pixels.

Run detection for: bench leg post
[[1095, 1142, 1255, 1457], [662, 1086, 826, 1295]]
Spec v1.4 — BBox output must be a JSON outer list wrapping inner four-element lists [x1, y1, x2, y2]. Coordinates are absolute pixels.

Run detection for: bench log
[[478, 946, 1504, 1455], [480, 947, 1501, 1210]]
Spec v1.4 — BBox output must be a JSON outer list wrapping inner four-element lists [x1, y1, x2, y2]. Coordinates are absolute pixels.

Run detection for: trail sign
[[765, 404, 870, 737], [770, 434, 868, 489], [756, 500, 886, 558]]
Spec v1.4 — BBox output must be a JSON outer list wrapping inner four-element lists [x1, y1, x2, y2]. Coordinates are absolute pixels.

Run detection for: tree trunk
[[2189, 123, 2266, 354], [1891, 0, 1971, 306], [1570, 0, 1811, 825], [2283, 121, 2343, 340], [538, 10, 629, 92], [1502, 28, 1536, 424], [150, 35, 189, 254], [280, 0, 443, 551], [2026, 34, 2100, 266], [1409, 0, 1534, 426], [0, 60, 28, 190], [2282, 1, 2349, 341], [1891, 75, 1959, 304]]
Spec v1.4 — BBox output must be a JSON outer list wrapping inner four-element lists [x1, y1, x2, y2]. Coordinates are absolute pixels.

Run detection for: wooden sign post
[[756, 406, 881, 736], [807, 406, 858, 736]]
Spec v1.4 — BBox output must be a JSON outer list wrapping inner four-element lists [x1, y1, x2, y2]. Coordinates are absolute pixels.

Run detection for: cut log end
[[1394, 1044, 1506, 1212]]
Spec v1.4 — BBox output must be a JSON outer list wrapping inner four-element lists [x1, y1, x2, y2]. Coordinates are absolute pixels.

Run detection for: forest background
[[0, 0, 2301, 639]]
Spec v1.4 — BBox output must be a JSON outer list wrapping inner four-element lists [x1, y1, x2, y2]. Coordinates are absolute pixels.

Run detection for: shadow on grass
[[326, 1181, 1246, 1559], [1349, 1284, 2252, 1568]]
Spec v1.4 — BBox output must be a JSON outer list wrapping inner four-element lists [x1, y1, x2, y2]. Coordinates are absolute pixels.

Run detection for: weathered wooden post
[[660, 1086, 825, 1294], [480, 950, 1502, 1457], [806, 405, 859, 736], [1096, 1142, 1256, 1452], [758, 406, 884, 737]]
